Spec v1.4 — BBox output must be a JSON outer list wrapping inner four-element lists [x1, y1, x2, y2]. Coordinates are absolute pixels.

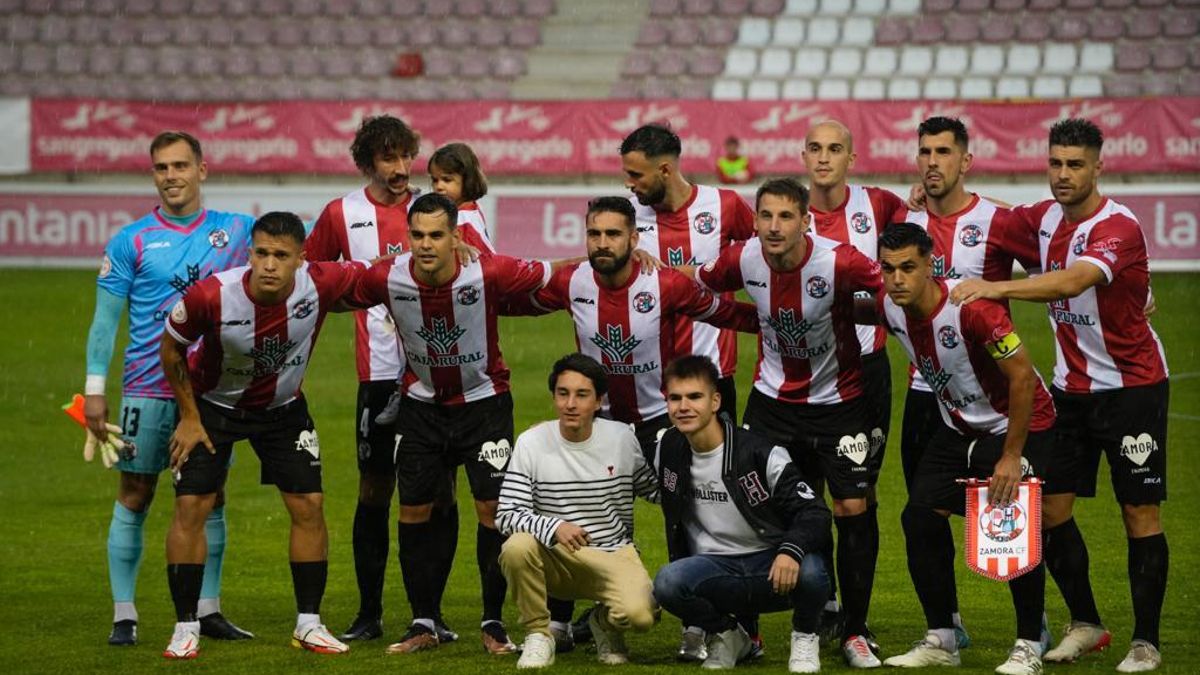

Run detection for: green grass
[[0, 269, 1196, 674]]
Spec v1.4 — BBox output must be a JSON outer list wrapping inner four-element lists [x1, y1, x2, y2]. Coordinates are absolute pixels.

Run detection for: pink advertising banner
[[29, 98, 1200, 176]]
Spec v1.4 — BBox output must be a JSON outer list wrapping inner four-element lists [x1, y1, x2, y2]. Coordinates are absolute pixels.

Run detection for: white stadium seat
[[784, 0, 819, 13], [819, 0, 853, 13], [841, 17, 875, 45], [854, 0, 888, 14], [772, 17, 806, 46], [852, 77, 886, 99], [1078, 43, 1114, 73], [887, 77, 922, 98], [863, 46, 898, 76], [888, 0, 921, 13], [996, 76, 1030, 98], [782, 78, 815, 99], [1042, 43, 1077, 75], [1032, 75, 1066, 97], [828, 47, 863, 76], [807, 17, 841, 46], [1007, 44, 1040, 75], [712, 79, 746, 99], [960, 76, 994, 98], [971, 45, 1005, 75], [1068, 74, 1104, 97], [924, 77, 958, 99], [738, 18, 772, 46], [934, 45, 969, 75], [816, 78, 851, 99], [747, 79, 781, 99], [898, 46, 933, 75], [793, 47, 828, 77], [725, 48, 758, 77], [760, 48, 794, 76]]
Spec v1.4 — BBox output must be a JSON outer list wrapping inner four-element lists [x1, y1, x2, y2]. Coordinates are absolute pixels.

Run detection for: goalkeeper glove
[[83, 423, 127, 468]]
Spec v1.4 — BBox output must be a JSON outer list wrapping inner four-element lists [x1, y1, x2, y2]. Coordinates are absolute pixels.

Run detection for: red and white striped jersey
[[457, 201, 497, 255], [531, 262, 759, 424], [1015, 197, 1168, 393], [165, 261, 364, 410], [633, 184, 755, 378], [350, 254, 550, 406], [880, 279, 1056, 437], [698, 234, 883, 405], [810, 184, 906, 355], [305, 187, 492, 383]]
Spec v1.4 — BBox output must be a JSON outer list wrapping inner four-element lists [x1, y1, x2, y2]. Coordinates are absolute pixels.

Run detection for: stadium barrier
[[1, 183, 1196, 271]]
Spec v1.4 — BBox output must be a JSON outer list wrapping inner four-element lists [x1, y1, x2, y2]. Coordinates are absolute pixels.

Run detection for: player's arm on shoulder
[[693, 244, 744, 292], [631, 248, 664, 273], [854, 295, 881, 325], [951, 260, 1106, 305]]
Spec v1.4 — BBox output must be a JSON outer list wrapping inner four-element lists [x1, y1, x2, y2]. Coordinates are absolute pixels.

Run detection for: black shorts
[[741, 388, 882, 499], [900, 387, 942, 490], [909, 425, 1071, 514], [357, 380, 400, 476], [717, 375, 738, 426], [394, 392, 514, 505], [861, 349, 892, 464], [176, 397, 322, 496], [635, 413, 674, 467], [1052, 380, 1168, 505]]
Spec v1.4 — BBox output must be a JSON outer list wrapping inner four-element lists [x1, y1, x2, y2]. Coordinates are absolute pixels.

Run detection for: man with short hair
[[951, 118, 1170, 673], [83, 130, 252, 646], [497, 353, 660, 669], [653, 355, 832, 673], [347, 192, 552, 656], [689, 177, 886, 669], [160, 212, 364, 658], [860, 222, 1065, 675]]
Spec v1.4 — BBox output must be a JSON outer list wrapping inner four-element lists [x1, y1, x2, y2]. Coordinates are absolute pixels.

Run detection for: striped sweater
[[496, 418, 659, 551]]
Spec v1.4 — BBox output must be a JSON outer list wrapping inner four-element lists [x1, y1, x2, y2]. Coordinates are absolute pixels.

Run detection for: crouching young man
[[652, 355, 833, 673], [496, 353, 660, 669]]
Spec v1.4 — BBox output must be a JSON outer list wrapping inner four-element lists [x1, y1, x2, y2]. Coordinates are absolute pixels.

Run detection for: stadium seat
[[854, 0, 888, 13], [725, 48, 758, 76], [794, 47, 828, 76], [1027, 0, 1061, 9], [1089, 12, 1125, 40], [321, 51, 357, 78], [807, 17, 841, 45], [1031, 75, 1066, 97], [1017, 21, 1052, 41], [609, 80, 639, 98], [492, 51, 527, 78], [1179, 72, 1200, 96], [1141, 73, 1177, 95], [87, 45, 120, 76], [873, 17, 909, 45], [945, 16, 982, 43], [993, 0, 1028, 9], [971, 44, 1006, 74], [842, 17, 875, 44], [996, 76, 1031, 97], [1135, 0, 1169, 6], [828, 46, 863, 75], [852, 77, 886, 98], [53, 44, 85, 75], [820, 0, 853, 13], [704, 21, 739, 45], [1152, 42, 1189, 70], [1126, 13, 1161, 39], [508, 22, 541, 47], [738, 18, 772, 46], [1163, 12, 1198, 38], [223, 48, 255, 77], [423, 52, 458, 78], [1068, 74, 1104, 96], [887, 77, 922, 98], [289, 49, 321, 77], [816, 78, 851, 99], [924, 77, 958, 99], [684, 0, 717, 12], [440, 21, 472, 44], [888, 0, 921, 13], [959, 0, 991, 11], [657, 50, 688, 76], [622, 53, 653, 77], [38, 16, 70, 42], [255, 51, 287, 77], [717, 0, 753, 14], [1099, 0, 1132, 6], [934, 45, 969, 74], [522, 0, 556, 17], [1078, 42, 1114, 72], [460, 56, 491, 79], [690, 51, 727, 76], [1007, 44, 1041, 74], [981, 16, 1017, 42], [121, 46, 154, 76], [1054, 14, 1089, 40], [747, 79, 781, 99], [1042, 43, 1077, 73], [863, 47, 897, 75], [959, 76, 994, 97], [784, 0, 818, 12], [772, 17, 806, 46], [676, 79, 713, 99], [668, 20, 702, 46], [898, 46, 933, 75], [782, 78, 815, 98], [910, 17, 946, 43], [308, 21, 340, 45], [760, 47, 795, 76], [750, 0, 786, 15], [650, 0, 680, 16], [476, 23, 507, 47], [373, 24, 406, 46], [925, 0, 955, 12], [1115, 42, 1151, 70], [712, 78, 746, 99]]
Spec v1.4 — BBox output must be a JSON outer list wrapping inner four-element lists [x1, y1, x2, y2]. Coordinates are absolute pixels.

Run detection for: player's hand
[[553, 522, 591, 552], [989, 454, 1022, 506], [768, 554, 800, 595], [632, 248, 664, 274], [83, 423, 126, 468], [169, 417, 214, 472], [949, 279, 1001, 305], [83, 394, 110, 442], [455, 243, 481, 265], [906, 183, 926, 212]]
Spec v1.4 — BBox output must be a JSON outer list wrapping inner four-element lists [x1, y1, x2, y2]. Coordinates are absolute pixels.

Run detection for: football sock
[[901, 505, 956, 631], [167, 563, 205, 622], [290, 560, 328, 615], [1128, 533, 1168, 647], [835, 508, 879, 638], [477, 524, 507, 623], [548, 597, 575, 624], [429, 496, 460, 617], [351, 501, 389, 619], [108, 502, 146, 608], [296, 612, 321, 631], [198, 505, 225, 613], [397, 520, 438, 620], [1044, 518, 1102, 625], [1007, 562, 1046, 642]]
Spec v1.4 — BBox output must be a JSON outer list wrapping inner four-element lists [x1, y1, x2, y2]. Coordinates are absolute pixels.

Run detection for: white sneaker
[[587, 605, 629, 665], [843, 634, 881, 668], [995, 640, 1043, 675], [883, 631, 961, 668], [789, 631, 821, 674], [518, 632, 555, 669], [679, 627, 708, 662], [702, 626, 750, 670], [163, 621, 200, 659], [1042, 621, 1111, 662], [292, 623, 349, 654], [1116, 640, 1162, 673]]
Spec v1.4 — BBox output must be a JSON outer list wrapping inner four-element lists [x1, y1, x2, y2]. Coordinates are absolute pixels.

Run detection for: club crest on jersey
[[806, 276, 830, 299], [633, 291, 656, 313], [295, 429, 320, 459], [208, 228, 229, 249], [1120, 433, 1157, 466], [1072, 232, 1087, 256], [292, 298, 314, 320], [938, 325, 960, 349], [959, 224, 983, 248], [980, 501, 1026, 543], [478, 439, 512, 471], [693, 212, 716, 235], [590, 324, 643, 364], [99, 254, 112, 278], [851, 212, 871, 234], [457, 285, 480, 306]]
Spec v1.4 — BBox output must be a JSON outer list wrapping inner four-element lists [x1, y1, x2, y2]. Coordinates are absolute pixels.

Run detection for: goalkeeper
[[81, 131, 254, 646]]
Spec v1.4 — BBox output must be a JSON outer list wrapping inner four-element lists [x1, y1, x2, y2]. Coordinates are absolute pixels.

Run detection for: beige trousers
[[499, 532, 657, 637]]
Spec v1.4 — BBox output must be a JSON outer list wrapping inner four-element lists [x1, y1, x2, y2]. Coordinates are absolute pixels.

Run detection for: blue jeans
[[653, 549, 830, 634]]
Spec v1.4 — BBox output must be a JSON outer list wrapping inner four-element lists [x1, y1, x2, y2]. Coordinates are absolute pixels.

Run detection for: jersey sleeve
[[695, 242, 745, 292], [345, 259, 393, 308], [312, 260, 367, 308], [963, 300, 1023, 361], [836, 243, 883, 294], [304, 201, 345, 262], [719, 189, 757, 243], [1079, 214, 1145, 282], [164, 278, 217, 346], [868, 187, 908, 230], [491, 256, 551, 298], [96, 228, 138, 298], [531, 265, 572, 312], [458, 206, 497, 254], [992, 207, 1042, 273], [665, 268, 759, 332]]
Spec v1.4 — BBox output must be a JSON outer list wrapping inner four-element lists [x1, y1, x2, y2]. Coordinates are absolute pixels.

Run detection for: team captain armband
[[986, 332, 1022, 360]]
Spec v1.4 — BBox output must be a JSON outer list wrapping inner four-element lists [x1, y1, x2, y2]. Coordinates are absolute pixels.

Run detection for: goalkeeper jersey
[[97, 207, 253, 399]]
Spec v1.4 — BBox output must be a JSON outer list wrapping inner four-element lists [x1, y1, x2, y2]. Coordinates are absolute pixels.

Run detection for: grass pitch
[[0, 269, 1196, 674]]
